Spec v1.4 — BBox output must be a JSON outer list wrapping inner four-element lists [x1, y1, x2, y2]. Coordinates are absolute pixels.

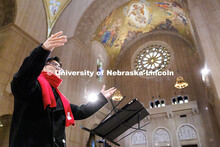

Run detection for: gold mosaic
[[93, 0, 191, 65]]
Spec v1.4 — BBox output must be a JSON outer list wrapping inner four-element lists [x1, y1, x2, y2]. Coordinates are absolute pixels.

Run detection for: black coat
[[9, 45, 108, 147]]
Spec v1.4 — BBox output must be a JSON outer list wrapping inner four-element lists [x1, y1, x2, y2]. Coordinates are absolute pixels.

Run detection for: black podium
[[81, 98, 150, 146]]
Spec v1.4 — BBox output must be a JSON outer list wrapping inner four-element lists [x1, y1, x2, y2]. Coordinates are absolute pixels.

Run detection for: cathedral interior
[[0, 0, 220, 146]]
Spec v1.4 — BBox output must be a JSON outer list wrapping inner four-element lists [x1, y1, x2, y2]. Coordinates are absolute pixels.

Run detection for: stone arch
[[178, 125, 197, 140], [116, 31, 195, 66], [90, 40, 110, 72], [115, 31, 196, 70], [0, 0, 16, 28], [130, 131, 148, 146], [152, 127, 172, 147], [91, 41, 108, 63], [176, 124, 201, 147]]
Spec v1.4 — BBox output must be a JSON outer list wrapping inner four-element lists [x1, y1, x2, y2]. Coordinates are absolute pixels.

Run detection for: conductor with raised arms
[[9, 31, 116, 147]]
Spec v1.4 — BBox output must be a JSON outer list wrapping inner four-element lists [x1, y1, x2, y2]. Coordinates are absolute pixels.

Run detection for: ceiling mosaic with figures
[[93, 0, 192, 64]]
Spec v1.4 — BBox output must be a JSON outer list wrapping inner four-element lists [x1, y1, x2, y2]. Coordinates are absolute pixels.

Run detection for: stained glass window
[[97, 58, 103, 82], [134, 45, 171, 74]]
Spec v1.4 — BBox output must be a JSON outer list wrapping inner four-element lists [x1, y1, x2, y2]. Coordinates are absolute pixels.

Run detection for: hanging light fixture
[[0, 121, 3, 127], [174, 76, 188, 89], [112, 89, 123, 101]]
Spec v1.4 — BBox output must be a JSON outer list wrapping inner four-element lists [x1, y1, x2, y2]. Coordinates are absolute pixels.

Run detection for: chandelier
[[112, 90, 123, 101], [174, 76, 188, 89]]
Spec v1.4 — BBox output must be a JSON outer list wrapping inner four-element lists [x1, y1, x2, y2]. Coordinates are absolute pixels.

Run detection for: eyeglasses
[[46, 62, 63, 70]]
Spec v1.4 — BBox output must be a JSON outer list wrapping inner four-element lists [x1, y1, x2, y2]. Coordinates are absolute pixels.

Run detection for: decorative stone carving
[[166, 111, 174, 119], [131, 131, 147, 145], [178, 125, 197, 140], [192, 107, 199, 114], [154, 128, 171, 143]]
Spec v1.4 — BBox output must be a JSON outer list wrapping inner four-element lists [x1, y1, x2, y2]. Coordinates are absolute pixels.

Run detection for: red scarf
[[37, 71, 75, 127]]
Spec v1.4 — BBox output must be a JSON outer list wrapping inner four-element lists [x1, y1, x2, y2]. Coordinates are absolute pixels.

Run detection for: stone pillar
[[188, 0, 220, 145]]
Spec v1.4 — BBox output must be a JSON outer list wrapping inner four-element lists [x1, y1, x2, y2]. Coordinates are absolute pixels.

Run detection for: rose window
[[135, 45, 171, 73]]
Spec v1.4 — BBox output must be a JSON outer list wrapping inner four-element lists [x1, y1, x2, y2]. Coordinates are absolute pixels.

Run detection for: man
[[9, 31, 116, 147]]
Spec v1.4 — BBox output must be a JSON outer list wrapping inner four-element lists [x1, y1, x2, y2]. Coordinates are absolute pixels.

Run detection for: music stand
[[81, 98, 150, 146]]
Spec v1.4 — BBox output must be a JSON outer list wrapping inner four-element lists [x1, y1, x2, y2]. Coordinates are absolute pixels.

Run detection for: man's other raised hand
[[42, 31, 67, 51]]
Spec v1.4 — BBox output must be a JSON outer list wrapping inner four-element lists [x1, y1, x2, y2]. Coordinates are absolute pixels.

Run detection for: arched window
[[131, 41, 174, 78], [97, 58, 103, 82], [153, 128, 171, 147], [178, 125, 197, 140], [177, 124, 200, 147], [131, 131, 147, 145], [134, 45, 171, 73]]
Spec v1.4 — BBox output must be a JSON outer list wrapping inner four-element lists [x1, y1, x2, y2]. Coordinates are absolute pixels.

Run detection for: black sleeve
[[11, 44, 51, 99], [70, 93, 108, 120]]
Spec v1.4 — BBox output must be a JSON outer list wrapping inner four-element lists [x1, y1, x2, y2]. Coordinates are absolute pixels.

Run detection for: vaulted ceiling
[[92, 0, 192, 65]]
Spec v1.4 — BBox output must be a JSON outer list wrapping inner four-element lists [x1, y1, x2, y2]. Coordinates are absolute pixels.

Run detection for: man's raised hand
[[101, 85, 117, 99], [42, 31, 67, 51]]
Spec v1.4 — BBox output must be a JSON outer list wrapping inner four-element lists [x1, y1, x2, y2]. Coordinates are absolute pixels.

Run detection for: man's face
[[43, 60, 62, 78]]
